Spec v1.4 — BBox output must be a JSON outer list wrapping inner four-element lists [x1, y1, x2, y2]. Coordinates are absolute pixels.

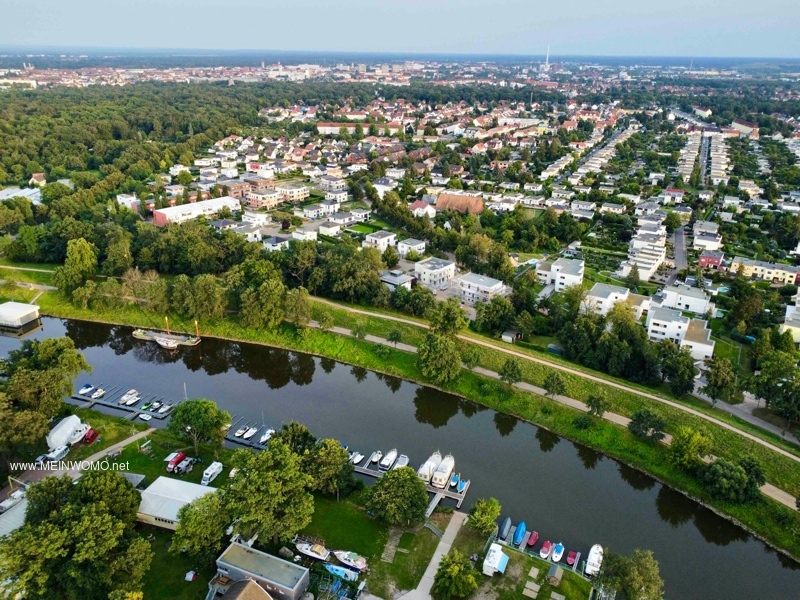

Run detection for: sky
[[3, 0, 800, 58]]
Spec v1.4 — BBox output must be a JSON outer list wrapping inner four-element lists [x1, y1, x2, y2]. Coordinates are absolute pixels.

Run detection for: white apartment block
[[584, 283, 649, 319], [153, 196, 241, 227], [455, 273, 510, 305], [646, 308, 715, 361], [397, 238, 426, 257], [241, 210, 270, 226], [362, 230, 397, 252], [414, 257, 456, 288], [652, 284, 710, 315], [318, 175, 348, 193], [535, 257, 585, 293]]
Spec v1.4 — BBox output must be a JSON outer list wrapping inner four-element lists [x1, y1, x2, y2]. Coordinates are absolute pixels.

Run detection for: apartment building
[[584, 282, 650, 319], [397, 238, 426, 257], [455, 273, 510, 305], [414, 257, 456, 288], [275, 183, 310, 203], [730, 256, 800, 285], [646, 308, 715, 361], [535, 257, 585, 293], [651, 284, 711, 315], [152, 196, 241, 226], [246, 189, 282, 210], [362, 230, 397, 252]]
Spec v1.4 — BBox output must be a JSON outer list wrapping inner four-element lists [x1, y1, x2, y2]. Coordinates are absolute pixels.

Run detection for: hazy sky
[[4, 0, 800, 58]]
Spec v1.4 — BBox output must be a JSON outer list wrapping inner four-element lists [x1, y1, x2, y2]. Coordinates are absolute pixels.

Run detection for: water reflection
[[494, 412, 517, 437], [414, 388, 460, 428], [574, 442, 602, 470], [656, 486, 694, 528], [618, 463, 657, 491], [535, 427, 560, 453]]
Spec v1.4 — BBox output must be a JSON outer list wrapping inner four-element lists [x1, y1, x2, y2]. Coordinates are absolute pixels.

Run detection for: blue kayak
[[499, 517, 512, 540], [513, 521, 527, 546]]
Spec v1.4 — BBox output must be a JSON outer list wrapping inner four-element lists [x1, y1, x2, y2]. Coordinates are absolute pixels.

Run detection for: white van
[[47, 445, 70, 461], [175, 457, 194, 475], [201, 461, 224, 486]]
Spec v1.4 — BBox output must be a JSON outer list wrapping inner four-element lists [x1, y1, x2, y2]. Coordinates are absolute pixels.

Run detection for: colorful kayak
[[513, 521, 527, 546], [499, 517, 511, 541], [527, 531, 539, 548], [325, 564, 358, 582]]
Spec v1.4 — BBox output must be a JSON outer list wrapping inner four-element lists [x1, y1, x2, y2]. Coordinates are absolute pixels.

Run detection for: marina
[[71, 383, 182, 420], [501, 523, 585, 577]]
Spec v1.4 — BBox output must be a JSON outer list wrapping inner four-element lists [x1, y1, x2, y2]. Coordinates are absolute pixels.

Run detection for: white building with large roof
[[136, 476, 216, 530]]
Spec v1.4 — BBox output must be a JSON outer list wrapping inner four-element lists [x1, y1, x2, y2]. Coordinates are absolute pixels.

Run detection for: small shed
[[0, 302, 39, 328], [501, 329, 521, 344], [547, 564, 563, 586]]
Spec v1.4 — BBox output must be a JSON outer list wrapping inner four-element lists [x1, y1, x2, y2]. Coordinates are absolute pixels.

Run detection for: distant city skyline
[[3, 0, 800, 59]]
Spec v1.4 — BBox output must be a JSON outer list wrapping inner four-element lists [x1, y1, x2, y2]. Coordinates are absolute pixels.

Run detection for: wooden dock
[[223, 415, 272, 449], [353, 459, 471, 508], [71, 383, 181, 421]]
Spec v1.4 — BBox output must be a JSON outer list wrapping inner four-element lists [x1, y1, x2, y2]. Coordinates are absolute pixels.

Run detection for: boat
[[393, 454, 409, 469], [155, 337, 179, 350], [151, 401, 162, 411], [90, 388, 106, 399], [295, 542, 330, 561], [242, 426, 259, 440], [540, 541, 553, 560], [567, 550, 577, 566], [350, 452, 365, 465], [158, 403, 173, 414], [499, 517, 512, 541], [417, 451, 443, 483], [324, 564, 358, 582], [139, 414, 152, 421], [552, 543, 565, 562], [513, 521, 527, 546], [78, 383, 94, 395], [333, 550, 368, 571], [68, 424, 90, 445], [379, 448, 398, 471], [119, 389, 138, 404], [585, 544, 604, 576], [431, 454, 455, 488], [527, 531, 539, 548], [234, 425, 248, 438], [125, 394, 141, 406], [47, 415, 81, 450], [259, 428, 275, 445], [450, 472, 460, 488], [457, 479, 467, 493], [371, 451, 382, 464], [141, 402, 153, 411]]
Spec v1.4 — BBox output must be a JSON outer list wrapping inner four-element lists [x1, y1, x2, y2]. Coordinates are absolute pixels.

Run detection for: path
[[398, 511, 468, 600], [0, 265, 54, 273], [313, 297, 800, 464], [381, 528, 404, 563], [309, 318, 796, 510]]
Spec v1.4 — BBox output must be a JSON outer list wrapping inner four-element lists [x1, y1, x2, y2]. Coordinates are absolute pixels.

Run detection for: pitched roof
[[436, 193, 485, 214]]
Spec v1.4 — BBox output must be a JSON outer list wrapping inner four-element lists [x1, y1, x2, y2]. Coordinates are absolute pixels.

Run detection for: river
[[3, 317, 799, 599]]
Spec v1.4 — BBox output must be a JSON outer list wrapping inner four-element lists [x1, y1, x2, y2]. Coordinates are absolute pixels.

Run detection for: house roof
[[224, 580, 273, 600], [587, 282, 628, 300], [137, 476, 215, 523], [436, 193, 485, 214]]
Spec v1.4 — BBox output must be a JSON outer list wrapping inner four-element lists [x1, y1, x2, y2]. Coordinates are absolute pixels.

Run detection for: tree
[[284, 287, 311, 328], [467, 497, 501, 535], [623, 264, 640, 291], [318, 312, 334, 332], [598, 549, 664, 600], [431, 550, 479, 600], [366, 466, 428, 525], [586, 392, 609, 418], [304, 438, 351, 497], [703, 457, 750, 502], [628, 409, 666, 442], [700, 357, 736, 406], [658, 341, 696, 397], [191, 274, 226, 320], [739, 454, 766, 502], [417, 333, 462, 385], [669, 426, 712, 471], [429, 298, 468, 336], [461, 346, 480, 371], [664, 211, 682, 234], [387, 329, 402, 348], [543, 371, 566, 398], [499, 358, 522, 387], [172, 491, 231, 566], [273, 421, 317, 455], [227, 441, 314, 542], [167, 398, 230, 455], [53, 238, 98, 296], [382, 246, 399, 268]]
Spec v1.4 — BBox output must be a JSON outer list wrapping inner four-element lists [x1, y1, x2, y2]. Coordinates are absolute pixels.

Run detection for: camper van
[[201, 461, 223, 485], [47, 445, 70, 462], [175, 457, 195, 475], [166, 452, 186, 473]]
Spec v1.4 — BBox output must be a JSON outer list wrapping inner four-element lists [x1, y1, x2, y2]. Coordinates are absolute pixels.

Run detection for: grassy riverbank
[[7, 287, 800, 561]]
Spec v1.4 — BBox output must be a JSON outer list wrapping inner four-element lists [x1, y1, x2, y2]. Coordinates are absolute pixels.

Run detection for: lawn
[[139, 524, 215, 600], [0, 265, 54, 286], [303, 495, 389, 561]]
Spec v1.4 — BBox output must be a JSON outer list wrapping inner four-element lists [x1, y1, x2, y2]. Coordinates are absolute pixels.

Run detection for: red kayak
[[567, 550, 577, 566], [527, 531, 539, 547]]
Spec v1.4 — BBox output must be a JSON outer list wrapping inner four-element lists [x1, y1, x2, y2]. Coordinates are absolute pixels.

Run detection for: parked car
[[83, 429, 99, 444], [166, 452, 186, 473], [34, 454, 49, 467], [175, 457, 195, 475]]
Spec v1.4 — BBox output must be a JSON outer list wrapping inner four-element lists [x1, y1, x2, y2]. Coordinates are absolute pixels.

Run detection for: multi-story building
[[318, 175, 348, 193], [646, 307, 715, 361], [651, 284, 711, 315], [697, 250, 725, 269], [362, 230, 397, 252], [414, 257, 456, 289], [275, 183, 310, 203], [152, 196, 241, 226], [397, 238, 426, 257], [730, 256, 800, 285], [584, 282, 649, 319], [455, 273, 509, 305], [535, 257, 585, 293], [246, 189, 282, 210]]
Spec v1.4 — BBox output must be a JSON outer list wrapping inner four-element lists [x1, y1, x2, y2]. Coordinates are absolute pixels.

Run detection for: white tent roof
[[137, 476, 216, 523]]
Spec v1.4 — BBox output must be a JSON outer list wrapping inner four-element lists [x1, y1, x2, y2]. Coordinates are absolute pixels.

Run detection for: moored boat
[[90, 388, 106, 399], [155, 337, 179, 350], [242, 426, 259, 440], [141, 402, 153, 411], [139, 414, 152, 421], [371, 451, 382, 464], [540, 541, 552, 560], [350, 452, 365, 465], [379, 448, 398, 471], [234, 425, 248, 438], [78, 383, 94, 396], [552, 543, 564, 562], [151, 401, 162, 411], [457, 478, 467, 493], [513, 521, 527, 546], [158, 403, 173, 414], [259, 428, 275, 445], [119, 389, 138, 404], [68, 424, 90, 445], [585, 544, 603, 576], [450, 472, 460, 488], [417, 451, 443, 483], [567, 550, 577, 566], [499, 517, 512, 541], [333, 550, 368, 571], [431, 454, 455, 488], [296, 542, 330, 561], [393, 454, 409, 469], [527, 531, 539, 548], [324, 564, 358, 582]]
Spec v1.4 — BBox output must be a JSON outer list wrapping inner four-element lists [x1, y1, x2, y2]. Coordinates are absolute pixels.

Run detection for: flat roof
[[0, 301, 39, 320], [138, 476, 215, 522], [684, 319, 713, 344], [400, 238, 424, 246], [588, 282, 628, 300], [219, 542, 307, 590], [458, 272, 503, 287], [416, 257, 454, 271]]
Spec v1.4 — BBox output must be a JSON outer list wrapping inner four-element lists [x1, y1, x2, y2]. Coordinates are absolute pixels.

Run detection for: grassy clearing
[[452, 526, 593, 600], [139, 524, 215, 600], [0, 265, 54, 286], [303, 496, 388, 561]]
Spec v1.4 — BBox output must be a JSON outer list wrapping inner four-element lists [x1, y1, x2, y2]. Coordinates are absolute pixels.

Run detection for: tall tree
[[467, 497, 502, 535], [304, 438, 352, 498], [284, 287, 312, 328], [431, 550, 479, 600], [543, 371, 566, 398], [366, 466, 428, 525], [700, 357, 736, 406], [417, 333, 462, 384], [499, 358, 523, 387], [429, 298, 468, 336], [167, 398, 230, 455], [172, 492, 232, 566], [669, 426, 712, 471], [53, 238, 98, 296]]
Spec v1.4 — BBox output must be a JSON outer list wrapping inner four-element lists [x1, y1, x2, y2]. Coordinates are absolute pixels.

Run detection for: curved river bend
[[3, 318, 799, 599]]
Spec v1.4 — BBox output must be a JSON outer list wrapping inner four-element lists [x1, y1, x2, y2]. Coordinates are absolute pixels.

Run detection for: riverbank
[[5, 287, 800, 562]]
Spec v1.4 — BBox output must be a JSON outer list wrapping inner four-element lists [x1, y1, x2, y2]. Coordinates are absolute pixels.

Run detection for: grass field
[[139, 525, 215, 600]]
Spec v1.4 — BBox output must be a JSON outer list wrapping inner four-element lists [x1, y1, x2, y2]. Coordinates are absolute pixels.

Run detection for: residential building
[[646, 308, 715, 361], [209, 542, 310, 600], [234, 223, 266, 243], [693, 232, 723, 251], [292, 230, 317, 242], [153, 196, 241, 226], [397, 238, 426, 257], [535, 257, 585, 293], [414, 257, 456, 288], [263, 236, 291, 252], [652, 284, 711, 315], [299, 204, 326, 219], [697, 250, 725, 269], [408, 199, 436, 218], [116, 193, 139, 211], [325, 190, 348, 203], [730, 256, 800, 284], [318, 222, 342, 237], [247, 189, 282, 210], [362, 230, 397, 252], [318, 175, 347, 192], [242, 210, 271, 226], [455, 273, 510, 305], [275, 183, 309, 203], [380, 269, 414, 291], [779, 305, 800, 344], [136, 476, 215, 530], [584, 282, 650, 319], [600, 202, 625, 214]]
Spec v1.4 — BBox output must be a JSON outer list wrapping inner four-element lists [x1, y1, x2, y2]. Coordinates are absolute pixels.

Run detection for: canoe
[[540, 540, 552, 560], [325, 564, 358, 582], [567, 550, 577, 566], [513, 521, 527, 546], [499, 517, 512, 541], [527, 531, 539, 547]]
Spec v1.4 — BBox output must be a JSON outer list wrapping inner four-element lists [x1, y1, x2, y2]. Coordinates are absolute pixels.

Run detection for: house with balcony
[[414, 257, 456, 289], [535, 257, 585, 294], [646, 308, 715, 361], [362, 230, 397, 252], [397, 238, 426, 257], [455, 273, 509, 305]]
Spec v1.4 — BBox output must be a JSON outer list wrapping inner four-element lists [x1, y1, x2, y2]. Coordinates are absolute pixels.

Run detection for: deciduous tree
[[167, 398, 230, 455], [417, 333, 462, 384], [467, 497, 502, 535], [432, 550, 480, 600], [366, 466, 428, 525]]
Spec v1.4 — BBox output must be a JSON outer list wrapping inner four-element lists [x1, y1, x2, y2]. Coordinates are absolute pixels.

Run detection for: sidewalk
[[399, 511, 468, 600]]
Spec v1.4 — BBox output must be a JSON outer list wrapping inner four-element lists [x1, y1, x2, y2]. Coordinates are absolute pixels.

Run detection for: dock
[[223, 415, 273, 449], [71, 384, 182, 421], [353, 459, 471, 508]]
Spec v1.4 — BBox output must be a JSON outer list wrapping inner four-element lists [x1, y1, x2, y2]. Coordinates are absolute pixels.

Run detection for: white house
[[319, 222, 342, 237], [241, 210, 270, 226], [652, 284, 710, 315], [415, 257, 456, 289], [325, 190, 348, 203], [300, 204, 327, 219], [153, 196, 241, 226], [318, 175, 347, 192], [646, 307, 715, 361], [397, 238, 426, 257], [535, 258, 585, 293], [372, 177, 397, 199], [137, 476, 215, 531], [600, 202, 625, 214], [380, 269, 414, 292], [263, 235, 291, 252], [233, 223, 265, 243], [292, 229, 318, 242], [408, 200, 436, 218], [584, 283, 649, 319], [362, 230, 397, 252], [455, 273, 510, 305]]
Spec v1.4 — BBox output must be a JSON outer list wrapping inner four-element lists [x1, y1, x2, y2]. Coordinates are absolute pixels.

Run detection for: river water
[[3, 317, 799, 599]]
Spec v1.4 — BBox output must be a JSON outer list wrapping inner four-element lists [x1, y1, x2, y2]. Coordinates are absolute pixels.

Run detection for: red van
[[166, 452, 186, 473], [83, 429, 99, 444]]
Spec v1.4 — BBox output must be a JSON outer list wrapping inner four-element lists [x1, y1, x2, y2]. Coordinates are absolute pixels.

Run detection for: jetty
[[223, 415, 273, 449], [71, 384, 182, 420]]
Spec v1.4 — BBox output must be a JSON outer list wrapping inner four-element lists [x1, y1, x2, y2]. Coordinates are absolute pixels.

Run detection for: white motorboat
[[371, 451, 382, 464], [296, 542, 330, 561], [417, 451, 443, 483], [431, 454, 455, 489], [379, 448, 398, 471], [155, 337, 179, 350], [125, 393, 141, 406], [139, 414, 152, 421], [158, 403, 173, 414], [552, 542, 565, 562], [90, 388, 106, 399], [68, 424, 90, 445], [393, 454, 409, 469], [259, 428, 275, 445], [350, 452, 365, 465], [242, 426, 259, 440], [119, 389, 138, 404], [234, 425, 248, 438], [150, 401, 162, 411], [78, 383, 94, 396], [333, 550, 368, 571], [585, 544, 604, 576]]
